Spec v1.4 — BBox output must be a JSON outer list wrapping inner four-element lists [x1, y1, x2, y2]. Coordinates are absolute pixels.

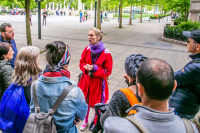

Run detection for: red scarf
[[43, 69, 71, 78]]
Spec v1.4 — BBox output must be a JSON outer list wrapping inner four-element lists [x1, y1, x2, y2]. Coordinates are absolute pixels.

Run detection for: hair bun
[[46, 42, 58, 53]]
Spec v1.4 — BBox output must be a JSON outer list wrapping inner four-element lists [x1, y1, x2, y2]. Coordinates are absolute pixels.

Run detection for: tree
[[97, 0, 101, 29], [119, 0, 122, 28]]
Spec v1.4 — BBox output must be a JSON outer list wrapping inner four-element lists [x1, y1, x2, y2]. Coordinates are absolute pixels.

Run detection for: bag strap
[[125, 115, 149, 133], [51, 85, 74, 114], [182, 118, 195, 133], [32, 81, 40, 109], [120, 88, 140, 115]]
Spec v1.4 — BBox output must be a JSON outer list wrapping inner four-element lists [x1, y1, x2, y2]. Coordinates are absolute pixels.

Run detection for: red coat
[[78, 46, 113, 106]]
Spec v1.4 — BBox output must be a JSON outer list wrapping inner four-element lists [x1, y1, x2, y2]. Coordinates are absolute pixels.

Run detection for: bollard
[[149, 17, 150, 22], [167, 17, 168, 22], [159, 17, 160, 23]]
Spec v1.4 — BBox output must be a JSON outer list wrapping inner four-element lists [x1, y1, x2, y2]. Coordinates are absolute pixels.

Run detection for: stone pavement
[[0, 16, 199, 133]]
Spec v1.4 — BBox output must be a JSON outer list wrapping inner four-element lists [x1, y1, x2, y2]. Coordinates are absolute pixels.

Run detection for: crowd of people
[[0, 22, 200, 133]]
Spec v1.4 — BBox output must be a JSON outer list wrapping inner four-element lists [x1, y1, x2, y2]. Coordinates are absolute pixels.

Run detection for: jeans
[[43, 18, 46, 25]]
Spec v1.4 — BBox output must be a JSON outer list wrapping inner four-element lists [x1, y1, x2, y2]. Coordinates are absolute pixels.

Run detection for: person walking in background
[[0, 42, 14, 101], [79, 28, 113, 131], [105, 11, 107, 21], [0, 23, 17, 69], [0, 46, 41, 133], [29, 11, 32, 26], [80, 10, 82, 23], [100, 54, 148, 127], [100, 11, 103, 23], [103, 58, 199, 133], [30, 41, 88, 133], [42, 9, 47, 26], [86, 11, 88, 21]]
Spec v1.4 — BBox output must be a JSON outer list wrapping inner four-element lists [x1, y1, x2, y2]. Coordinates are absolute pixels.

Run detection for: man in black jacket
[[169, 30, 200, 120]]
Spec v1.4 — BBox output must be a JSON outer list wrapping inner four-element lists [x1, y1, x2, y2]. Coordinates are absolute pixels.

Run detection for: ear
[[97, 36, 100, 41], [196, 44, 200, 50], [137, 83, 144, 97], [3, 54, 6, 59], [1, 32, 5, 38], [172, 80, 177, 92]]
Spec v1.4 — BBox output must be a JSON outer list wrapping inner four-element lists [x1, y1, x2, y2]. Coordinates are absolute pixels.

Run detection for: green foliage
[[164, 21, 200, 41], [150, 15, 157, 19], [174, 18, 187, 25]]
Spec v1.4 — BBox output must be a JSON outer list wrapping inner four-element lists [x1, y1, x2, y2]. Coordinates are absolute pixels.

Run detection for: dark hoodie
[[0, 60, 13, 101]]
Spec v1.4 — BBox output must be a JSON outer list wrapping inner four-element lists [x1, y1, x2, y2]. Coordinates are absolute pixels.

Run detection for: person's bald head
[[136, 58, 175, 101]]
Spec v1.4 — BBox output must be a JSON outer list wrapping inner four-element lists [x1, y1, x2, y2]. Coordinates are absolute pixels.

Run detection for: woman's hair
[[90, 28, 103, 41], [45, 41, 66, 66], [0, 42, 12, 60], [12, 46, 41, 86]]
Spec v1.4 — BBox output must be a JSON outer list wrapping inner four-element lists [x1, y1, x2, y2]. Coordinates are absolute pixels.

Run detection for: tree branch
[[20, 0, 25, 8]]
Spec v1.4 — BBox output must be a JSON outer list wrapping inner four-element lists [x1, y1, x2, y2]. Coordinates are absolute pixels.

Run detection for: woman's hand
[[83, 64, 94, 71], [87, 65, 94, 71]]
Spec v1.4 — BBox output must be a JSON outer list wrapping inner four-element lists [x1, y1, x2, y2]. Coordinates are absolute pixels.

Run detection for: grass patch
[[114, 13, 153, 18], [103, 33, 107, 35]]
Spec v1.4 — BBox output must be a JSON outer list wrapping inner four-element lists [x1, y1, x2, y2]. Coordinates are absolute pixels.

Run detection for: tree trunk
[[129, 4, 132, 25], [97, 0, 101, 30], [140, 3, 143, 23], [115, 5, 117, 16], [25, 0, 32, 46], [119, 0, 122, 28], [106, 0, 108, 11]]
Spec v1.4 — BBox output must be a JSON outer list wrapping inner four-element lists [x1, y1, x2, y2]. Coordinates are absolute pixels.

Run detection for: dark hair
[[0, 42, 12, 60], [0, 23, 12, 32], [45, 41, 66, 66], [136, 58, 175, 101]]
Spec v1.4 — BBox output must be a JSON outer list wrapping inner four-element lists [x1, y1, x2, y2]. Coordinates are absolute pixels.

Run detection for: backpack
[[23, 82, 74, 133], [89, 88, 140, 133], [125, 115, 195, 133]]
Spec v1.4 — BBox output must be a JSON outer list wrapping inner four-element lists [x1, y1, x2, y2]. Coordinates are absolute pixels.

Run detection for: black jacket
[[0, 60, 13, 101], [169, 53, 200, 118]]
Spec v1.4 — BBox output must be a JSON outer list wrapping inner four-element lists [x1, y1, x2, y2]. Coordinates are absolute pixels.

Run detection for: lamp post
[[35, 0, 43, 39]]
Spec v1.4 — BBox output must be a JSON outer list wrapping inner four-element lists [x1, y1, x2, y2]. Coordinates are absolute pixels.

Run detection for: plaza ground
[[0, 15, 199, 133]]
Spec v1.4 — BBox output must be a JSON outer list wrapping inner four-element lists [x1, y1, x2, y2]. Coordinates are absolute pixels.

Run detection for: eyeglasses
[[4, 29, 15, 34]]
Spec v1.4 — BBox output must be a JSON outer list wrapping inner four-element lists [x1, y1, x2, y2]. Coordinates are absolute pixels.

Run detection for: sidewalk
[[0, 18, 198, 133]]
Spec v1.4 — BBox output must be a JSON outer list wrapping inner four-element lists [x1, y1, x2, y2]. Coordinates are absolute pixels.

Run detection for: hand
[[83, 64, 90, 71], [87, 65, 94, 71], [73, 117, 81, 125]]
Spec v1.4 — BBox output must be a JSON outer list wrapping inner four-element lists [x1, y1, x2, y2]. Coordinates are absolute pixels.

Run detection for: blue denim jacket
[[29, 76, 88, 133]]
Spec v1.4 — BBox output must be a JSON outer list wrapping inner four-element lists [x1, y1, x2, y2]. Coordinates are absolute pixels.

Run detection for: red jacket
[[78, 46, 113, 106]]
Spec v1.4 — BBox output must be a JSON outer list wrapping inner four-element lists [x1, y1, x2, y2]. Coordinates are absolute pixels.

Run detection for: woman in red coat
[[78, 28, 113, 131]]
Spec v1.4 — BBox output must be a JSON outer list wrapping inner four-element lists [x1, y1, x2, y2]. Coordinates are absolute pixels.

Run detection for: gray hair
[[90, 28, 103, 41], [0, 23, 12, 32], [12, 46, 41, 86]]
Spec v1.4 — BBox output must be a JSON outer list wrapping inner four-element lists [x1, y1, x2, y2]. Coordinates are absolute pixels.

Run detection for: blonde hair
[[90, 28, 103, 41], [12, 46, 41, 86]]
